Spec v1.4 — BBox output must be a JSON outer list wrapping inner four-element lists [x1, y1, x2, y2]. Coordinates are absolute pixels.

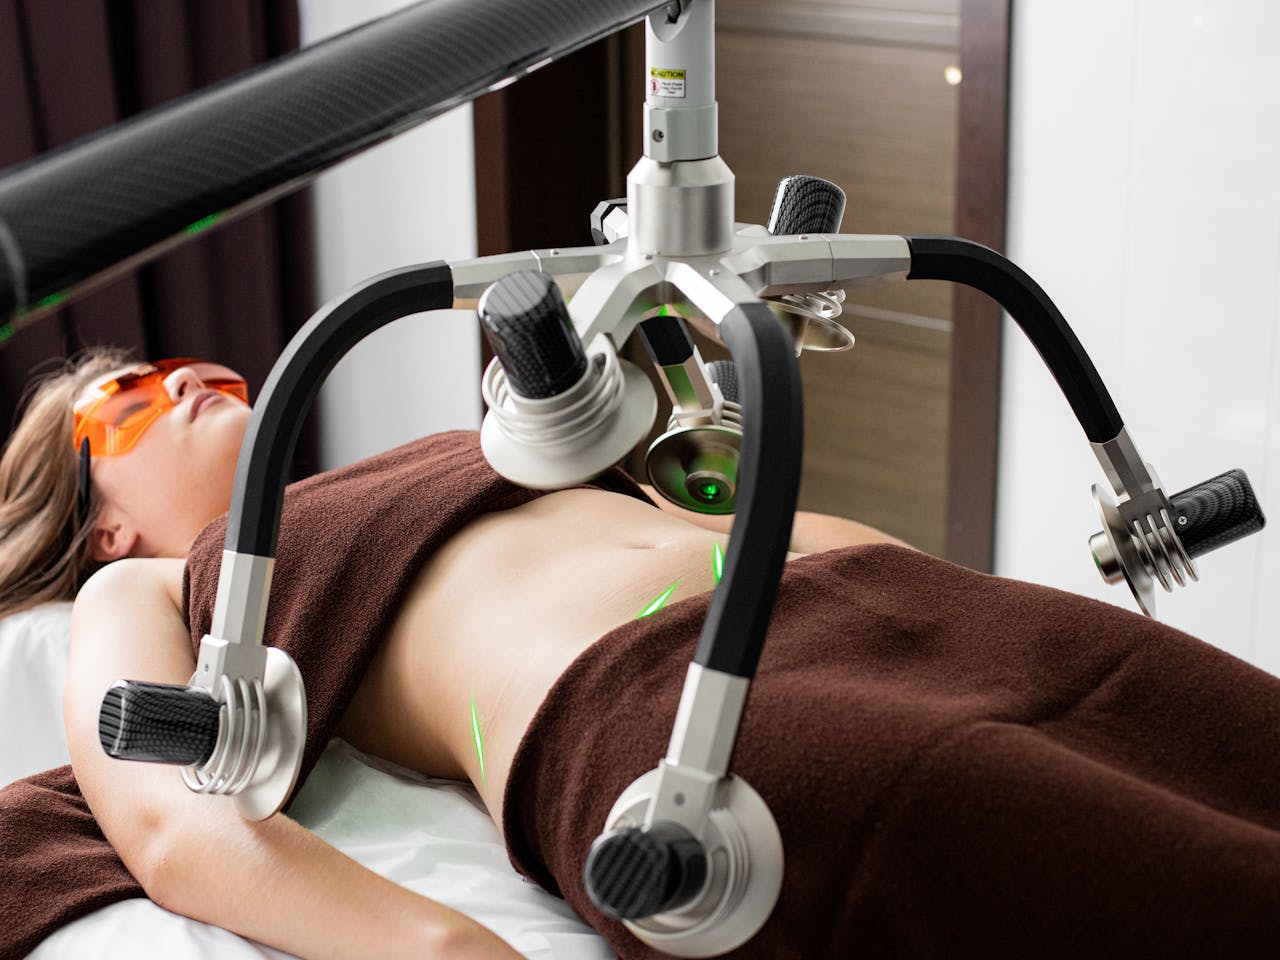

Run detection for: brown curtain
[[0, 0, 318, 473]]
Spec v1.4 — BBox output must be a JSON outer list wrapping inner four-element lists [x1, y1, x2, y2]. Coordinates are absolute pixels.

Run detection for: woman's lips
[[189, 390, 222, 421]]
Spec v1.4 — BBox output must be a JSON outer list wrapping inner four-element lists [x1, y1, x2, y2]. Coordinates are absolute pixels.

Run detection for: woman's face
[[82, 362, 252, 559]]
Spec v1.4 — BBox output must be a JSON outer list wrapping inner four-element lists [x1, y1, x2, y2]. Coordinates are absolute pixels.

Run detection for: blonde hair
[[0, 347, 134, 618]]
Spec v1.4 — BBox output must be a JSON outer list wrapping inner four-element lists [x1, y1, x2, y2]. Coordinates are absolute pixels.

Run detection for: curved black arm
[[905, 235, 1124, 444], [228, 262, 453, 558], [0, 0, 667, 332], [694, 300, 804, 679]]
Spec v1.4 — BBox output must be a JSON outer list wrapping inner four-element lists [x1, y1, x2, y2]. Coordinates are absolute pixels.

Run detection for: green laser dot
[[637, 581, 679, 619], [713, 542, 724, 584], [470, 696, 486, 785]]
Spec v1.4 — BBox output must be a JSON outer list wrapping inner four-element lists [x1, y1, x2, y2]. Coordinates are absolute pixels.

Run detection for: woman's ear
[[89, 511, 139, 563]]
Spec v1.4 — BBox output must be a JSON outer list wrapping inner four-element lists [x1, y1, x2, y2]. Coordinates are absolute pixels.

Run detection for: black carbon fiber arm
[[0, 0, 668, 337], [228, 262, 454, 557]]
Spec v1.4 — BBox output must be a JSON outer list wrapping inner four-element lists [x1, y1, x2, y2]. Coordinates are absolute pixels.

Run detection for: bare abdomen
[[336, 488, 785, 833]]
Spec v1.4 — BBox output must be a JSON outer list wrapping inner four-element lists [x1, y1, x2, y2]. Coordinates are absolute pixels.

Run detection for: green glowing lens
[[713, 542, 724, 584], [698, 481, 720, 500], [637, 581, 679, 618], [470, 696, 486, 785]]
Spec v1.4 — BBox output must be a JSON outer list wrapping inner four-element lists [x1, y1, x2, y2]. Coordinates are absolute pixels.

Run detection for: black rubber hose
[[0, 0, 668, 332], [227, 262, 453, 558], [905, 235, 1124, 444], [695, 300, 803, 679]]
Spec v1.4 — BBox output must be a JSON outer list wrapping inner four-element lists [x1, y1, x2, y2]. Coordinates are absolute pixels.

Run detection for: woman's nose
[[163, 366, 205, 403]]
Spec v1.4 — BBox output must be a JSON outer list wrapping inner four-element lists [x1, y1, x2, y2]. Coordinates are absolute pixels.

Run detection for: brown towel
[[502, 543, 1280, 958], [0, 430, 650, 959]]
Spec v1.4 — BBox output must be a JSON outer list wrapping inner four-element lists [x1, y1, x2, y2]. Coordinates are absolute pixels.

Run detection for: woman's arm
[[65, 559, 521, 960], [637, 484, 912, 554]]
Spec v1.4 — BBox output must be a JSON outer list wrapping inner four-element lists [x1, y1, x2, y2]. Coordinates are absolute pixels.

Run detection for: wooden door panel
[[716, 14, 959, 552]]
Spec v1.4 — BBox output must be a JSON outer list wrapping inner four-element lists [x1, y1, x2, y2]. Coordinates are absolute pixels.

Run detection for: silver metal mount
[[480, 332, 658, 489], [450, 230, 908, 355], [1089, 428, 1198, 616], [765, 287, 855, 354], [189, 549, 307, 818], [182, 645, 307, 820], [602, 766, 783, 957]]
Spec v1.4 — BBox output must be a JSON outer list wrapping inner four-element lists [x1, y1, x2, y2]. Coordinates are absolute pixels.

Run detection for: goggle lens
[[73, 359, 248, 457]]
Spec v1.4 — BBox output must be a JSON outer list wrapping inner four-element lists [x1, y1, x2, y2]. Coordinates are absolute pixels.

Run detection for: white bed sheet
[[1, 604, 614, 960]]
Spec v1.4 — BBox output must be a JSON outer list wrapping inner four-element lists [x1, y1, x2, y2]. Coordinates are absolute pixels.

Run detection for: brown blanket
[[503, 543, 1280, 958], [0, 430, 649, 960]]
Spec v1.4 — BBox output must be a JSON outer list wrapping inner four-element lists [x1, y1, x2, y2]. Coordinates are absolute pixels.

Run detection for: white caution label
[[649, 67, 687, 98]]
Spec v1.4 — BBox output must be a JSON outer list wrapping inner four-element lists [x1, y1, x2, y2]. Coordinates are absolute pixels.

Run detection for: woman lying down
[[2, 348, 1279, 960]]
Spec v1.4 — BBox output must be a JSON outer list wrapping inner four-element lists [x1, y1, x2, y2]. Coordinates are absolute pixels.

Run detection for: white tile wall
[[1000, 1, 1280, 669]]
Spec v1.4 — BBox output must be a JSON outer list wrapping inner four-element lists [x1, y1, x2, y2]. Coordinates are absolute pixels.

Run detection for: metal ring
[[1129, 518, 1170, 592], [1159, 507, 1199, 584], [764, 289, 855, 353], [182, 674, 268, 797], [1146, 512, 1184, 588], [483, 347, 624, 447]]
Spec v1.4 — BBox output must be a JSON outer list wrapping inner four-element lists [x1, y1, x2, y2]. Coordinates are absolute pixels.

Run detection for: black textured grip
[[99, 681, 221, 766], [583, 824, 707, 920], [707, 358, 739, 403], [479, 271, 586, 399], [1171, 468, 1265, 558], [767, 175, 847, 236]]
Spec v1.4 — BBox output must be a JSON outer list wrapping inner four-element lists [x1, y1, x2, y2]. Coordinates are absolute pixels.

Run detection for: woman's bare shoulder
[[75, 557, 187, 623], [70, 555, 188, 675]]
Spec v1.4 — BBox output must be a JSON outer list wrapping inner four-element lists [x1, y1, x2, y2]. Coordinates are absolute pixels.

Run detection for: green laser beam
[[713, 542, 724, 584], [470, 696, 486, 785], [637, 581, 679, 619]]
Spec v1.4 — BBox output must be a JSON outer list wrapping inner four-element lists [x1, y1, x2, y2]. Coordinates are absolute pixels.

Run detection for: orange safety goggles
[[73, 358, 248, 458]]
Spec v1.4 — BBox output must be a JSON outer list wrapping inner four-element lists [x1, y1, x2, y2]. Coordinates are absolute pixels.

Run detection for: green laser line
[[713, 542, 724, 584], [470, 696, 486, 785], [637, 581, 679, 618], [184, 212, 222, 235]]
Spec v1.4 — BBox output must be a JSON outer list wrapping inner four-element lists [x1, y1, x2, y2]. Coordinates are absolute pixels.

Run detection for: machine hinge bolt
[[1178, 515, 1187, 525], [652, 129, 665, 142]]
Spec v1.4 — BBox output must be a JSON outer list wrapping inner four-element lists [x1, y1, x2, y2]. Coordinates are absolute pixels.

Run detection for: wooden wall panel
[[713, 19, 959, 553]]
